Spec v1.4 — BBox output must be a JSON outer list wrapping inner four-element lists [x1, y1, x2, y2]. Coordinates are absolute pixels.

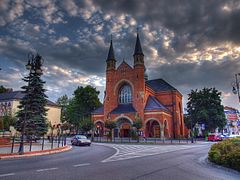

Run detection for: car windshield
[[76, 135, 87, 139]]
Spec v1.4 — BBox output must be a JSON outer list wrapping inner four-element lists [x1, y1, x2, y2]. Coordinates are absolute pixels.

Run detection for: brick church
[[92, 33, 186, 139]]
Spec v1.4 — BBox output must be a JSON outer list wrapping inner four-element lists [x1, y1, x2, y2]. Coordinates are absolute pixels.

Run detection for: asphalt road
[[0, 143, 239, 180]]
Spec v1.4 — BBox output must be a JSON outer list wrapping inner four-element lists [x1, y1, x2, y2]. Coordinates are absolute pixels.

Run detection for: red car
[[208, 135, 222, 141]]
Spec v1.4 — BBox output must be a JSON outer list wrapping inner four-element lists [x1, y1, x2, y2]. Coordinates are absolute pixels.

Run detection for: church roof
[[146, 79, 177, 92], [0, 91, 59, 107], [144, 96, 168, 111], [110, 104, 136, 114], [106, 39, 115, 61], [92, 106, 104, 114], [134, 33, 144, 55]]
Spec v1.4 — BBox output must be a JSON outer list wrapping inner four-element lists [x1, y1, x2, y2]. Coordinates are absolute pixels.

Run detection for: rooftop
[[146, 79, 177, 92], [0, 91, 59, 107], [144, 96, 169, 111]]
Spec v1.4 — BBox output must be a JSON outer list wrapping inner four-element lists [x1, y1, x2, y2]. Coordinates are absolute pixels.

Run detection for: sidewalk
[[0, 140, 72, 159]]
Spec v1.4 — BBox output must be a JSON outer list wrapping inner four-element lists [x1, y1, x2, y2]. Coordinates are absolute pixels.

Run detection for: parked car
[[208, 134, 222, 141], [71, 135, 91, 146]]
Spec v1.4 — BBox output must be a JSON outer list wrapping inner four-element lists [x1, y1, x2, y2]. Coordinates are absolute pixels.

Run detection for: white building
[[0, 91, 61, 136], [224, 106, 240, 135]]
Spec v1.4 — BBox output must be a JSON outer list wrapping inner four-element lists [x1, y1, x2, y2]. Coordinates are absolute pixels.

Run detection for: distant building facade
[[0, 91, 61, 136], [224, 106, 240, 135], [92, 34, 186, 139]]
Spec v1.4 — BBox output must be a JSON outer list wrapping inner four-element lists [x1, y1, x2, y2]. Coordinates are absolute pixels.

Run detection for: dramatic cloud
[[0, 0, 239, 109]]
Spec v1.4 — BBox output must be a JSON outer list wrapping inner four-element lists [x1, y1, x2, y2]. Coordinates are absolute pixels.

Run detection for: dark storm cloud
[[93, 0, 240, 51], [0, 0, 239, 108], [149, 58, 240, 94]]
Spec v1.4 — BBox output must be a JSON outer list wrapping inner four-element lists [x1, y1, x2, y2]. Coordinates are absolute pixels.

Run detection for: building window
[[119, 85, 132, 104]]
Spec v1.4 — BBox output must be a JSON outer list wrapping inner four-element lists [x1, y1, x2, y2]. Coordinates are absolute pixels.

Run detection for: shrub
[[208, 138, 240, 171]]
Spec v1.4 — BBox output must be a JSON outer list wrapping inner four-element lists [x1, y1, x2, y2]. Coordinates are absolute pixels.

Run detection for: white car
[[71, 135, 91, 146]]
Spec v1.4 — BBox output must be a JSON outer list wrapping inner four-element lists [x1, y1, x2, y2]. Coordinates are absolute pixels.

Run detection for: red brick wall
[[92, 60, 186, 139]]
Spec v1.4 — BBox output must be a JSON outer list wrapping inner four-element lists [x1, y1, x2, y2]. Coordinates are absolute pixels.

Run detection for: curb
[[0, 145, 72, 160]]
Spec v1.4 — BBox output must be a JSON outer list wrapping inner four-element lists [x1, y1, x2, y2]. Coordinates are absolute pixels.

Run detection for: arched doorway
[[95, 121, 104, 137], [146, 119, 161, 138], [116, 118, 132, 137]]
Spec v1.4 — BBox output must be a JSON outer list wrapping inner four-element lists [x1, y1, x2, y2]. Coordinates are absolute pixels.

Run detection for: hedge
[[208, 138, 240, 171]]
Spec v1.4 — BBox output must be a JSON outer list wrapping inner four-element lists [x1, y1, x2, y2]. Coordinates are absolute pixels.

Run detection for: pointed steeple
[[107, 39, 115, 61], [106, 36, 116, 70], [134, 32, 144, 55], [133, 31, 144, 67]]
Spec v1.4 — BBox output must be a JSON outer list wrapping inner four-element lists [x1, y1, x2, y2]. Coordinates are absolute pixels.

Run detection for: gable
[[117, 61, 133, 71]]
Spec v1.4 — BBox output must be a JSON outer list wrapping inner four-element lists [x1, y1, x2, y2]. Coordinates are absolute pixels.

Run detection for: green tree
[[104, 120, 116, 140], [2, 114, 16, 131], [133, 113, 143, 142], [183, 114, 191, 130], [0, 86, 8, 93], [56, 94, 69, 123], [187, 88, 226, 133], [80, 118, 94, 135], [16, 54, 48, 137], [66, 85, 101, 132]]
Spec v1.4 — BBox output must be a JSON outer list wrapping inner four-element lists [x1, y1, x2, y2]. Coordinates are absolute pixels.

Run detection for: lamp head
[[232, 86, 237, 94]]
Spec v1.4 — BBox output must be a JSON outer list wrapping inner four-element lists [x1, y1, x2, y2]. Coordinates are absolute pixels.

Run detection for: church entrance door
[[116, 118, 132, 138]]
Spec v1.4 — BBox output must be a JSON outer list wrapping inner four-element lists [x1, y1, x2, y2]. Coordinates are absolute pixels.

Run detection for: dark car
[[71, 135, 91, 146]]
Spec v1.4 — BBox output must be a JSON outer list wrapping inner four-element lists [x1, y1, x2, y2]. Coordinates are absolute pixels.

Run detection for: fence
[[92, 136, 197, 144], [0, 135, 67, 155]]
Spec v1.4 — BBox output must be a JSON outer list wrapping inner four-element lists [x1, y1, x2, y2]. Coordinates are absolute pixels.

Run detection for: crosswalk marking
[[100, 144, 205, 162]]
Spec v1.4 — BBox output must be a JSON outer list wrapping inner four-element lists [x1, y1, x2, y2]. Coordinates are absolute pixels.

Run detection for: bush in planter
[[208, 138, 240, 171]]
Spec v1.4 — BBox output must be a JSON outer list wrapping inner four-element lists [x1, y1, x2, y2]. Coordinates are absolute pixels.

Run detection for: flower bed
[[208, 138, 240, 171]]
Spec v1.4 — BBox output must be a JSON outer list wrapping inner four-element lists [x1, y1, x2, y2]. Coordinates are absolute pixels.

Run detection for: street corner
[[0, 145, 72, 160]]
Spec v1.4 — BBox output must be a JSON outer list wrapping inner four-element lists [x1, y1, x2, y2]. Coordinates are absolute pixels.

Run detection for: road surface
[[0, 142, 239, 180]]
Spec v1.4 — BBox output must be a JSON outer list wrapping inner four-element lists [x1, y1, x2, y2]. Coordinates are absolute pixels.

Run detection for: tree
[[16, 54, 48, 137], [2, 114, 16, 131], [104, 120, 116, 140], [0, 86, 8, 93], [56, 94, 69, 123], [66, 85, 101, 132], [79, 118, 94, 135], [187, 88, 226, 133], [183, 114, 191, 130], [133, 113, 143, 142]]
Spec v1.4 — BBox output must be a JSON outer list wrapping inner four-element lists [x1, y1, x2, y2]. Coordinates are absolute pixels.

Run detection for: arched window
[[119, 85, 132, 104]]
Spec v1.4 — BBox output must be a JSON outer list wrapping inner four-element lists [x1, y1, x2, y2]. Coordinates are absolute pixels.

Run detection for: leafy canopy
[[187, 87, 226, 132], [65, 85, 101, 131]]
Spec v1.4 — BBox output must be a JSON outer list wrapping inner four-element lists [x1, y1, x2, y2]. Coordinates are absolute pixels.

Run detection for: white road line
[[36, 168, 58, 172], [0, 173, 15, 177], [73, 163, 91, 167]]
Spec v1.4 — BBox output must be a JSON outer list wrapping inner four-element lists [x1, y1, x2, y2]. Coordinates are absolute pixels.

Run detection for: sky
[[0, 0, 240, 110]]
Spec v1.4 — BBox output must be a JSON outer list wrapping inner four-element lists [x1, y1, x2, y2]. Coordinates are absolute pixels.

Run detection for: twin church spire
[[106, 32, 144, 70]]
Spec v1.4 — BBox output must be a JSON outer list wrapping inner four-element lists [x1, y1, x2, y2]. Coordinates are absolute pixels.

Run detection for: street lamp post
[[232, 73, 240, 104], [190, 107, 195, 143], [18, 53, 44, 155]]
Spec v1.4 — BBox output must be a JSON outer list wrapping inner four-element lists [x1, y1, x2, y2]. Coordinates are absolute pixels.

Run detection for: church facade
[[92, 34, 186, 139]]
